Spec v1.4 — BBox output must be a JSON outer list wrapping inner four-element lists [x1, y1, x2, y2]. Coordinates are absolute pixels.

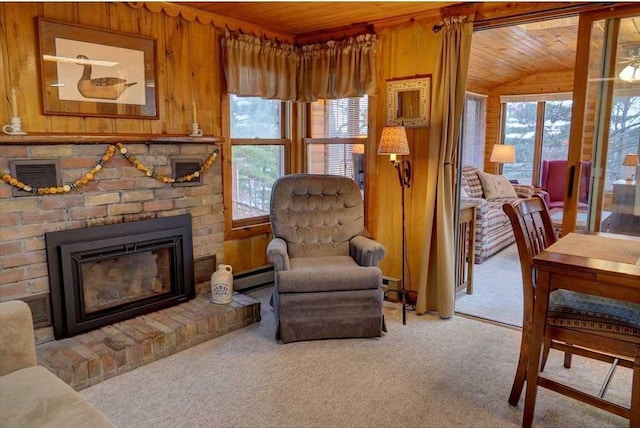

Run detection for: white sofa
[[0, 300, 114, 428]]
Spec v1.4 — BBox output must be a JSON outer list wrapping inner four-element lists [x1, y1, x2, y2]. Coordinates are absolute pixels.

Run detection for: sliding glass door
[[563, 5, 640, 237]]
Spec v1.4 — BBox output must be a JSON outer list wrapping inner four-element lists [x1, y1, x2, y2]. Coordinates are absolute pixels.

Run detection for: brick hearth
[[36, 292, 260, 391]]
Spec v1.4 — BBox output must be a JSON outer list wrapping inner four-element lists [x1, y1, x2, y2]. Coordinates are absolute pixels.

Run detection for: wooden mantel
[[0, 133, 224, 145]]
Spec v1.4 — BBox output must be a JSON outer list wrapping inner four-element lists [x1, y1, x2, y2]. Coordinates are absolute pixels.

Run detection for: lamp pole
[[395, 160, 411, 325], [377, 125, 411, 325]]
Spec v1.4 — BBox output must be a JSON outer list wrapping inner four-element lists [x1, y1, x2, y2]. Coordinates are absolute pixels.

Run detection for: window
[[541, 100, 571, 163], [501, 94, 572, 185], [606, 93, 640, 189], [226, 95, 289, 235], [305, 96, 368, 191], [461, 93, 487, 170]]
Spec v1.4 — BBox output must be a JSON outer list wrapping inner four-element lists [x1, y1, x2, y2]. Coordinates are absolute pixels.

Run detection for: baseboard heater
[[382, 275, 402, 302], [233, 265, 274, 292]]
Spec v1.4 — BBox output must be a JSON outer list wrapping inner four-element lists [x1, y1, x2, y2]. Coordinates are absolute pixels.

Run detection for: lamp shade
[[377, 126, 409, 156], [352, 144, 365, 154], [490, 144, 516, 163], [622, 153, 640, 166]]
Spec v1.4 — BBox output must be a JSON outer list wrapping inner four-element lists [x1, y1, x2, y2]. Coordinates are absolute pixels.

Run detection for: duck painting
[[76, 54, 137, 100]]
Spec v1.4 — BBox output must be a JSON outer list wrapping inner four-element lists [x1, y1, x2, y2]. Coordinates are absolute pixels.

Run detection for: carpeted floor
[[81, 285, 631, 427], [455, 243, 523, 327]]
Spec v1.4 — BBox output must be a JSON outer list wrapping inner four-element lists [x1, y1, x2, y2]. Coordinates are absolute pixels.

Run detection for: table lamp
[[622, 153, 639, 182], [490, 144, 515, 175]]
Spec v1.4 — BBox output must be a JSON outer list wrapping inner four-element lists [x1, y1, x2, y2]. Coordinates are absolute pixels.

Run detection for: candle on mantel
[[192, 100, 198, 123], [11, 87, 18, 117]]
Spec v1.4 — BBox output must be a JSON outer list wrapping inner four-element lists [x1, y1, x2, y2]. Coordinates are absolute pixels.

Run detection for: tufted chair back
[[270, 174, 364, 258]]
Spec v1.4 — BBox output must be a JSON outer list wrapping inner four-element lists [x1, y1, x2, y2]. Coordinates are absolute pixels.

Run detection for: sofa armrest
[[350, 235, 386, 267], [513, 184, 535, 198], [0, 300, 36, 377], [461, 197, 488, 217], [267, 238, 290, 271], [535, 189, 550, 206]]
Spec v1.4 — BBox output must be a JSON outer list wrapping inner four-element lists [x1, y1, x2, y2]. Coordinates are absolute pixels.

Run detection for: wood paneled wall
[[371, 24, 440, 290], [0, 2, 222, 136]]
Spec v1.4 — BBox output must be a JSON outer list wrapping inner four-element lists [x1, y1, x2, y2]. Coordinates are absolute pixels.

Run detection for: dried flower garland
[[0, 143, 220, 195]]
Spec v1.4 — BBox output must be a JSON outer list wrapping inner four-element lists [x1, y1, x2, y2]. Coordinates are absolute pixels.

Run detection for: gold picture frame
[[386, 75, 431, 128], [38, 18, 158, 119]]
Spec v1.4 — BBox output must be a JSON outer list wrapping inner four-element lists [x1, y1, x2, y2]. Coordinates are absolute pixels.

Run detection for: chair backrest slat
[[503, 196, 556, 327]]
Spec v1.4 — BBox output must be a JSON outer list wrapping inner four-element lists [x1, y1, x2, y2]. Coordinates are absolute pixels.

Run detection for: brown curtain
[[222, 32, 377, 102], [416, 16, 474, 317], [221, 32, 298, 101], [297, 34, 378, 102]]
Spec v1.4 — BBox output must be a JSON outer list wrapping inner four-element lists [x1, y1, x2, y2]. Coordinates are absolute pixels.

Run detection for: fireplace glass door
[[80, 248, 172, 314], [46, 214, 194, 339]]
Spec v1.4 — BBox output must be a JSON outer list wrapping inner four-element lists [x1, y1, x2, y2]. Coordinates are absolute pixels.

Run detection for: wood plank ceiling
[[183, 1, 450, 35], [183, 2, 639, 90]]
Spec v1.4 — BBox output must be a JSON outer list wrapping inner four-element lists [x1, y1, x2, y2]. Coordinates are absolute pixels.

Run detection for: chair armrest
[[350, 235, 386, 267], [0, 300, 37, 377], [267, 238, 290, 271], [513, 184, 535, 198]]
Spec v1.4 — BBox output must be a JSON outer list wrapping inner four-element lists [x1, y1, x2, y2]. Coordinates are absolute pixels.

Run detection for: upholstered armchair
[[267, 174, 386, 343], [539, 159, 591, 209]]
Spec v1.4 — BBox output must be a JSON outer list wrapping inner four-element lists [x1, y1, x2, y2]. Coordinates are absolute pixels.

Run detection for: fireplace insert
[[45, 214, 194, 339]]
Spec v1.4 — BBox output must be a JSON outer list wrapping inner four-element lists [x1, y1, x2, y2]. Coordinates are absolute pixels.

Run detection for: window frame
[[302, 137, 367, 174], [303, 97, 368, 179], [460, 92, 487, 171], [500, 92, 573, 186], [222, 95, 292, 240], [303, 96, 371, 227]]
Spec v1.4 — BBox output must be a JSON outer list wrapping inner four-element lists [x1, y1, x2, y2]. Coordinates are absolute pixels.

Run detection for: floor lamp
[[377, 126, 411, 325]]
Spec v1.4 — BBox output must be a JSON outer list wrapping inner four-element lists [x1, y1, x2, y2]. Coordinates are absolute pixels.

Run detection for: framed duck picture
[[37, 18, 158, 119]]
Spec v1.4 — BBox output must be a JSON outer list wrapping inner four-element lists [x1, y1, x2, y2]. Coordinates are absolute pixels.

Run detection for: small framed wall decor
[[386, 75, 431, 128], [37, 18, 159, 119]]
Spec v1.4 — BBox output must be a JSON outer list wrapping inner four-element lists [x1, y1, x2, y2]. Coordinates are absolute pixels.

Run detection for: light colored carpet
[[455, 243, 524, 327], [82, 286, 631, 427]]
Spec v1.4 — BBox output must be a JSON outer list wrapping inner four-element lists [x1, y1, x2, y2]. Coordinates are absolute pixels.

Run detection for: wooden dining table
[[526, 232, 640, 427]]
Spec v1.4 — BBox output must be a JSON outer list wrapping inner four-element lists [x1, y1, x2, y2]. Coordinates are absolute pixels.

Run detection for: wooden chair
[[503, 195, 640, 424]]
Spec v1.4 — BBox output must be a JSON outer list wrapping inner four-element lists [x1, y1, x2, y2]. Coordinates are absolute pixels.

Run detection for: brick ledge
[[36, 293, 260, 391]]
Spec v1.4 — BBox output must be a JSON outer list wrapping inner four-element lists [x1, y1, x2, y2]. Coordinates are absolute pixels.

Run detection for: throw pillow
[[460, 186, 469, 198], [477, 171, 518, 199]]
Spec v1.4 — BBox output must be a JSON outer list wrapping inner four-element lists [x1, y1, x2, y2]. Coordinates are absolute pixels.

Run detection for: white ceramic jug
[[211, 264, 233, 304]]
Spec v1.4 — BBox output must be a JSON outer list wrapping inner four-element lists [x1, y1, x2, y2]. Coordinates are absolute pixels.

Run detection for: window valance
[[221, 32, 377, 102], [221, 32, 298, 101]]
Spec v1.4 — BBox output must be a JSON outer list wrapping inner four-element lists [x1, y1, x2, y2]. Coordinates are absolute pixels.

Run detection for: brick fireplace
[[1, 138, 263, 390], [0, 140, 225, 342]]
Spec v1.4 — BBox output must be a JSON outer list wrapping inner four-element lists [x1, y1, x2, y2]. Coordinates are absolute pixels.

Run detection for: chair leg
[[563, 344, 572, 369], [540, 338, 551, 372], [630, 347, 639, 427], [509, 331, 529, 406]]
